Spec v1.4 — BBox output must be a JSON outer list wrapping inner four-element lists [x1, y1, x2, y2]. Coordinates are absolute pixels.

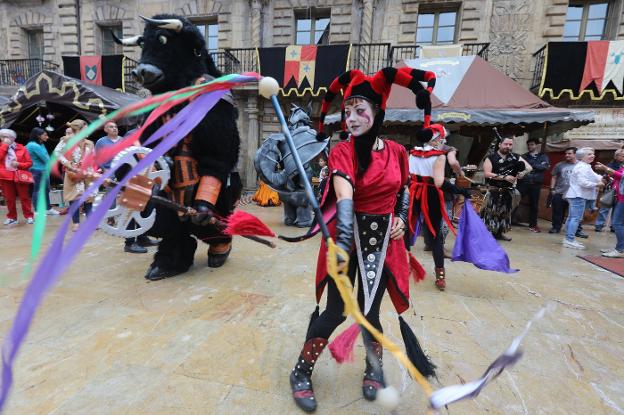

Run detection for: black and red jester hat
[[317, 66, 436, 141]]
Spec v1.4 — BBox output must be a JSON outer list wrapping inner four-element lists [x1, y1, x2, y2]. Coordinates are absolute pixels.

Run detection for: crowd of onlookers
[[0, 120, 156, 254], [519, 140, 624, 258], [2, 123, 623, 258]]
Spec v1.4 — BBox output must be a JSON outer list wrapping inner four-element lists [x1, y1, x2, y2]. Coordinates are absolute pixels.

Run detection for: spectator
[[594, 161, 624, 257], [594, 149, 624, 232], [0, 128, 34, 225], [95, 121, 157, 253], [518, 138, 550, 232], [562, 147, 603, 250], [25, 127, 60, 216], [549, 147, 580, 234], [54, 119, 95, 232]]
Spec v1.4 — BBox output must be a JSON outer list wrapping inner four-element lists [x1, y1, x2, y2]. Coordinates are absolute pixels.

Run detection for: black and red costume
[[289, 66, 437, 413], [407, 123, 458, 291]]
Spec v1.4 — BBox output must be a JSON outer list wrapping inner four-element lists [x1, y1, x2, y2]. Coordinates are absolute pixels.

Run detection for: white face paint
[[344, 99, 375, 137]]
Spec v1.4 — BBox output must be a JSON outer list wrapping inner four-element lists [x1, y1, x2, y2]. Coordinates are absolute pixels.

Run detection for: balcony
[[0, 59, 59, 86], [530, 41, 624, 106], [213, 43, 490, 76]]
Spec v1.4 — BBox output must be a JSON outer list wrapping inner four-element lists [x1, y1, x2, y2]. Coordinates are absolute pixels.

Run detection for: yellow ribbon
[[325, 237, 435, 410]]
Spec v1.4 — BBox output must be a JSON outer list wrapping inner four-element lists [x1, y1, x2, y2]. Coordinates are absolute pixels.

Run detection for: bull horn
[[111, 32, 141, 46], [140, 15, 183, 32]]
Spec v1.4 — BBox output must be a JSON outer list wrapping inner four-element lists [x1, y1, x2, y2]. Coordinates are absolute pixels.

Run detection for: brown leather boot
[[362, 341, 385, 401], [290, 337, 328, 412], [434, 267, 446, 291]]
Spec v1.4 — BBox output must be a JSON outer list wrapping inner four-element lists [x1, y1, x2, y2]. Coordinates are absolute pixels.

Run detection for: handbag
[[14, 170, 34, 184], [600, 187, 616, 208]]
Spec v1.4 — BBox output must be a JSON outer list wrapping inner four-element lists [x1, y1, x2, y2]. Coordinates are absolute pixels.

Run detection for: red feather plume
[[223, 210, 276, 237]]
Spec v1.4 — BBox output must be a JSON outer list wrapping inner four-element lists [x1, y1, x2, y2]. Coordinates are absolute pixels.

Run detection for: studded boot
[[435, 267, 446, 291], [290, 337, 328, 413], [362, 341, 385, 400]]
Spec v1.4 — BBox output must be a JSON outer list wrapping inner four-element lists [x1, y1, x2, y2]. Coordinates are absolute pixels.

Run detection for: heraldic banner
[[539, 40, 624, 100], [62, 55, 124, 90], [258, 44, 350, 96]]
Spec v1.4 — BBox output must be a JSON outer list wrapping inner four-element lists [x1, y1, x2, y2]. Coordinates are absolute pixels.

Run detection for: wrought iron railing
[[462, 42, 490, 59], [350, 43, 392, 75], [122, 56, 141, 94], [0, 59, 59, 86], [226, 48, 258, 73], [390, 46, 420, 65], [211, 50, 242, 74], [530, 44, 547, 91]]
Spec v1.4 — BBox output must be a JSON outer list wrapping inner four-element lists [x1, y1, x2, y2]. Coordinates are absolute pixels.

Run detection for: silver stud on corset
[[367, 254, 375, 262], [370, 222, 378, 231], [367, 271, 375, 279], [369, 237, 377, 246]]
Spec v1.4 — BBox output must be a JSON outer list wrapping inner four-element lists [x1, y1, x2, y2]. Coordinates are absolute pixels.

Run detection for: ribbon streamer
[[0, 74, 260, 411], [429, 304, 553, 410]]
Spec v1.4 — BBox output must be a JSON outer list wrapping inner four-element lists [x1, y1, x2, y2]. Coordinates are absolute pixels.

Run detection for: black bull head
[[113, 14, 221, 93]]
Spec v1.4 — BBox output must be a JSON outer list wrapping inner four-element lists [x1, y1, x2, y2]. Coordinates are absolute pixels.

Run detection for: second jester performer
[[408, 122, 457, 291], [289, 67, 436, 412]]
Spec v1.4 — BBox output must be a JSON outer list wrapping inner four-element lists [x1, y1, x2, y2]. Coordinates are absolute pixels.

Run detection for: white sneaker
[[26, 217, 34, 225], [46, 209, 60, 215], [602, 249, 624, 258], [3, 218, 18, 226], [563, 239, 585, 250], [600, 248, 612, 253]]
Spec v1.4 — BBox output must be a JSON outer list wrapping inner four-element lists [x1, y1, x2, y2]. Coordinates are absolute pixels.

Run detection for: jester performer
[[482, 135, 532, 241], [288, 67, 436, 412], [408, 120, 469, 291]]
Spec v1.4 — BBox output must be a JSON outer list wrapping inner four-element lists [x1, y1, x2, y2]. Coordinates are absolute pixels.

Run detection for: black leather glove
[[394, 186, 410, 227], [335, 199, 354, 253], [191, 200, 216, 226]]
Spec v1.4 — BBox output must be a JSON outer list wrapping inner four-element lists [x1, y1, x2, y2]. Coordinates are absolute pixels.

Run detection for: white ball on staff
[[376, 385, 400, 410], [259, 76, 280, 99]]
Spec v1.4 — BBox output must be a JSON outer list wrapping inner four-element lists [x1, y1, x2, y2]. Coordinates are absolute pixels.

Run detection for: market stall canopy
[[0, 70, 139, 128], [325, 56, 594, 128]]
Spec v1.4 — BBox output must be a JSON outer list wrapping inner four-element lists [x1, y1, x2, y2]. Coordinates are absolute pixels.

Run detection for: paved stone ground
[[0, 204, 623, 414]]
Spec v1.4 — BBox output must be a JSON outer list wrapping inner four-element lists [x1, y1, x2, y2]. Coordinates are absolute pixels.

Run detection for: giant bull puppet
[[110, 15, 242, 281]]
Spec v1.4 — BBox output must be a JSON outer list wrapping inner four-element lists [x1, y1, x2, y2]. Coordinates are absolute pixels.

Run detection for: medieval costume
[[289, 67, 437, 412], [114, 15, 244, 281], [481, 147, 527, 241], [408, 124, 457, 291], [254, 105, 324, 228]]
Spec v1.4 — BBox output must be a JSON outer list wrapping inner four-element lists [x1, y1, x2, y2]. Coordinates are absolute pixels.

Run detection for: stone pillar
[[58, 0, 80, 55], [250, 0, 263, 47], [359, 0, 374, 71], [245, 94, 260, 189]]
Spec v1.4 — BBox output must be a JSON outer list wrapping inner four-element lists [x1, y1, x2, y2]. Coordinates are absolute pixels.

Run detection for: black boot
[[290, 337, 327, 413], [144, 264, 187, 281], [207, 242, 232, 268], [362, 341, 385, 401]]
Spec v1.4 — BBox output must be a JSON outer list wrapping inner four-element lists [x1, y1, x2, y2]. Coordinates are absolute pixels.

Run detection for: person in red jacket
[[0, 129, 34, 225]]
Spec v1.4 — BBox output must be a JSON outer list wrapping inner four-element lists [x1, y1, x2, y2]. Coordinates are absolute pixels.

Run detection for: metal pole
[[269, 94, 331, 241]]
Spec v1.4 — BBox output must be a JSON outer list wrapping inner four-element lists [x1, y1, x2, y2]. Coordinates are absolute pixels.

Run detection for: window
[[195, 22, 219, 52], [27, 29, 43, 59], [416, 10, 457, 45], [295, 11, 330, 45], [563, 1, 609, 41], [99, 24, 123, 55]]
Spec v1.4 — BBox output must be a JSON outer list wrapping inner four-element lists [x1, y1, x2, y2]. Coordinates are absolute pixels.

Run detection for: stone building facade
[[1, 0, 624, 187]]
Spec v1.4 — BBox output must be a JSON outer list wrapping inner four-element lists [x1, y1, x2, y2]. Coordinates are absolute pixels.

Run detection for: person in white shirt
[[563, 147, 603, 249]]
